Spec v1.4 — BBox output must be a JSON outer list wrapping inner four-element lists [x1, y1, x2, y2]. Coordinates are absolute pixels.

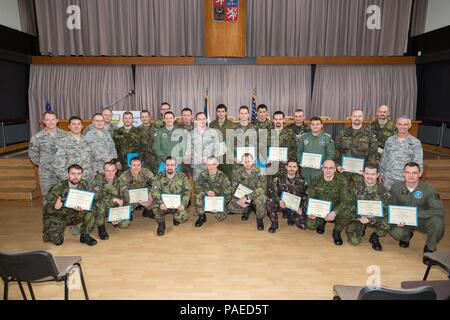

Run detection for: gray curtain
[[18, 0, 37, 35], [29, 65, 134, 135], [410, 0, 428, 36], [135, 65, 311, 118], [34, 0, 204, 56], [247, 0, 412, 56], [311, 65, 417, 120]]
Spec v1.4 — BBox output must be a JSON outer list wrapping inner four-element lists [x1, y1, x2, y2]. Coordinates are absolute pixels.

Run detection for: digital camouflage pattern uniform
[[194, 169, 232, 221], [84, 128, 118, 174], [232, 123, 259, 172], [42, 180, 96, 245], [112, 126, 143, 170], [297, 132, 335, 185], [341, 180, 391, 246], [389, 181, 445, 252], [152, 116, 165, 129], [176, 121, 194, 132], [254, 118, 272, 131], [306, 173, 349, 231], [209, 117, 236, 181], [369, 119, 397, 161], [137, 124, 159, 174], [83, 123, 118, 136], [116, 168, 155, 228], [151, 172, 191, 224], [286, 123, 311, 139], [53, 133, 95, 181], [227, 165, 267, 219], [29, 128, 68, 196]]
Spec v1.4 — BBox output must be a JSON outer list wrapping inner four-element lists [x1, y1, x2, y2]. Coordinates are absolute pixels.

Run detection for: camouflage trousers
[[226, 194, 267, 219], [266, 200, 304, 225], [154, 207, 190, 224], [38, 167, 58, 197], [305, 216, 326, 230], [143, 152, 160, 175], [194, 194, 228, 222], [345, 218, 390, 246], [389, 216, 445, 252], [114, 204, 143, 229], [42, 209, 96, 244], [306, 213, 347, 232]]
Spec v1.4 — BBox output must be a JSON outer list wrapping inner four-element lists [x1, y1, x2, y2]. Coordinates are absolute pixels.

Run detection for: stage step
[[422, 159, 450, 200], [0, 159, 41, 201]]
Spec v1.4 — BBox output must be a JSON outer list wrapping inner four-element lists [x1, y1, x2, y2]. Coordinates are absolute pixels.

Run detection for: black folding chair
[[333, 285, 437, 300], [0, 250, 89, 300], [423, 251, 450, 280]]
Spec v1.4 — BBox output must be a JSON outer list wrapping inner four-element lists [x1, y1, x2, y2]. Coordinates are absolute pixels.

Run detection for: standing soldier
[[84, 113, 118, 175], [227, 153, 267, 231], [138, 110, 159, 174], [112, 111, 142, 171], [369, 105, 397, 161], [253, 104, 272, 130], [379, 116, 423, 190], [176, 107, 195, 131], [268, 111, 297, 162], [389, 162, 445, 263], [306, 160, 349, 245], [297, 117, 335, 184], [266, 160, 308, 233], [29, 111, 68, 196], [151, 157, 191, 236], [53, 116, 95, 181], [287, 109, 311, 141], [233, 106, 258, 167], [83, 107, 118, 136], [43, 164, 98, 246], [341, 164, 391, 251], [154, 102, 172, 129], [194, 157, 232, 227]]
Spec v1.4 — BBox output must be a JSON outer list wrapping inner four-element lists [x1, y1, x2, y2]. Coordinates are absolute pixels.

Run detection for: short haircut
[[67, 164, 83, 173], [206, 156, 218, 163], [140, 110, 150, 115], [257, 104, 267, 111], [404, 162, 420, 171], [239, 105, 249, 112], [165, 156, 177, 164], [216, 104, 227, 112], [102, 106, 112, 112], [286, 159, 298, 166], [123, 111, 133, 118], [294, 109, 305, 114], [364, 164, 379, 173], [196, 112, 206, 118], [43, 111, 57, 118], [92, 113, 103, 119], [397, 116, 411, 124], [181, 108, 192, 114], [273, 111, 285, 118], [164, 111, 175, 118], [160, 102, 171, 108], [130, 157, 142, 164], [351, 108, 364, 115], [310, 116, 323, 123], [242, 152, 254, 160], [69, 116, 82, 124], [103, 161, 117, 169]]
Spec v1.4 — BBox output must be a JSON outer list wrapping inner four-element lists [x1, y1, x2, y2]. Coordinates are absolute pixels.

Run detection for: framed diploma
[[301, 152, 323, 169], [64, 189, 95, 211], [108, 206, 131, 222], [128, 188, 149, 204], [357, 200, 384, 217], [268, 147, 288, 162], [127, 152, 142, 168], [161, 194, 181, 209], [204, 196, 225, 212], [233, 184, 254, 199], [236, 147, 256, 162], [281, 192, 301, 211], [306, 198, 332, 219], [388, 205, 418, 227], [342, 157, 365, 174]]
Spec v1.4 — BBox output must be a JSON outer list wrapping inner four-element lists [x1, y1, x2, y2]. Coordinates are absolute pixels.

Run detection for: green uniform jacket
[[118, 168, 155, 203], [287, 123, 311, 139], [210, 117, 236, 141], [195, 170, 232, 205], [254, 118, 273, 131], [113, 126, 143, 166], [151, 172, 192, 207], [152, 126, 184, 163], [44, 179, 91, 215], [308, 174, 348, 215], [369, 119, 397, 149], [297, 132, 335, 164], [335, 127, 378, 165], [90, 173, 127, 205], [268, 127, 297, 161], [231, 166, 267, 201], [346, 180, 391, 219]]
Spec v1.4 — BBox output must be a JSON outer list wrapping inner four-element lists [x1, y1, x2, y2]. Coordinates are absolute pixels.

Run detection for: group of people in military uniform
[[29, 103, 445, 264]]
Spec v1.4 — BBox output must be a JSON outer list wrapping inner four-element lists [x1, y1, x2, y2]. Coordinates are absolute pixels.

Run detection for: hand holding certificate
[[281, 192, 301, 211], [129, 188, 149, 204], [301, 153, 323, 169], [342, 157, 365, 174], [204, 196, 225, 212], [357, 200, 384, 218], [108, 206, 131, 222], [234, 184, 253, 199], [64, 189, 95, 211], [306, 198, 332, 219], [388, 205, 418, 227], [161, 194, 181, 209], [268, 147, 288, 162]]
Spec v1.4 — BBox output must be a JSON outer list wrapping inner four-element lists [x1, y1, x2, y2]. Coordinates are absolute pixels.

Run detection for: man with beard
[[113, 111, 142, 171]]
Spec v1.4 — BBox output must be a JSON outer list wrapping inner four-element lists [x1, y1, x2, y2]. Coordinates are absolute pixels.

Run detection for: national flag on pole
[[45, 101, 52, 112], [251, 91, 257, 123], [204, 89, 211, 126]]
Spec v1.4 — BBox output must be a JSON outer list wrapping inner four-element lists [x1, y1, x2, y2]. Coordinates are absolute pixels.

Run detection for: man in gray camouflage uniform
[[83, 107, 118, 136]]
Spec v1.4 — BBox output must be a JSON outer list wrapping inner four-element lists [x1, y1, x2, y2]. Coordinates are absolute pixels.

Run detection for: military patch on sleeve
[[320, 140, 326, 146], [303, 139, 309, 146], [414, 191, 423, 199]]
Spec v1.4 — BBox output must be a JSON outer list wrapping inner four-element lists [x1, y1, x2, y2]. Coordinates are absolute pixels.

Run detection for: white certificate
[[64, 189, 95, 211], [233, 184, 254, 199], [268, 147, 288, 162], [281, 192, 301, 211], [388, 205, 418, 227], [301, 152, 323, 169], [357, 200, 384, 217], [306, 198, 332, 219], [161, 194, 181, 209], [236, 147, 256, 162], [129, 188, 149, 204], [107, 206, 131, 222], [204, 196, 225, 212], [342, 157, 365, 174]]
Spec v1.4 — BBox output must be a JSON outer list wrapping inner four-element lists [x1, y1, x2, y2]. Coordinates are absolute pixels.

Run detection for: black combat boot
[[257, 218, 264, 231], [80, 234, 97, 246], [173, 217, 180, 226], [142, 208, 155, 219], [399, 232, 414, 248], [316, 223, 325, 234], [157, 222, 166, 236], [54, 238, 64, 246], [287, 215, 295, 226], [369, 233, 382, 251], [195, 215, 207, 227], [241, 209, 250, 221], [98, 225, 109, 240], [296, 214, 307, 230], [332, 230, 343, 246], [268, 222, 278, 233]]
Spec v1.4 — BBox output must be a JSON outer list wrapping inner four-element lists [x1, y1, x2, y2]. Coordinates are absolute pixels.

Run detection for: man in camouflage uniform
[[83, 107, 118, 136], [151, 157, 191, 236], [176, 107, 195, 131], [287, 109, 311, 141], [113, 111, 142, 171], [194, 157, 232, 227], [306, 160, 349, 245], [232, 106, 258, 167], [209, 104, 236, 181], [117, 157, 155, 227], [268, 111, 297, 162], [266, 160, 308, 233], [42, 164, 98, 246], [297, 117, 335, 184], [53, 116, 95, 181], [153, 102, 172, 129], [138, 110, 159, 174], [253, 104, 272, 130], [335, 109, 378, 181], [340, 164, 390, 251], [380, 117, 423, 190], [84, 113, 118, 174], [227, 153, 267, 231], [90, 162, 127, 239], [369, 105, 397, 161], [389, 162, 445, 263], [29, 111, 68, 196]]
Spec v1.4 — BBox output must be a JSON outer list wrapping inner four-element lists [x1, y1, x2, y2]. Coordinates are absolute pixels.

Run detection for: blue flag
[[251, 93, 257, 123], [45, 101, 52, 112], [204, 90, 210, 126]]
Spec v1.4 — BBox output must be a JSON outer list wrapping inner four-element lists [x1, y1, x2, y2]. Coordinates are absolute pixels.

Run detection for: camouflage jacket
[[44, 179, 91, 215], [268, 173, 308, 211], [137, 124, 157, 154], [151, 172, 192, 207], [346, 180, 391, 219], [185, 127, 220, 164], [84, 129, 118, 173], [287, 123, 311, 140], [369, 119, 397, 149], [210, 117, 236, 142], [253, 118, 272, 131], [268, 127, 298, 161], [118, 168, 155, 203], [113, 126, 143, 166], [308, 173, 348, 214], [89, 173, 127, 204], [83, 123, 118, 136], [231, 165, 267, 201], [176, 121, 194, 131], [195, 170, 232, 204], [29, 128, 68, 167], [152, 126, 185, 163], [335, 127, 378, 165]]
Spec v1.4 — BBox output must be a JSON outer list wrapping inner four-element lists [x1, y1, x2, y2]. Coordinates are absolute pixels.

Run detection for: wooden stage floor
[[0, 198, 449, 300]]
